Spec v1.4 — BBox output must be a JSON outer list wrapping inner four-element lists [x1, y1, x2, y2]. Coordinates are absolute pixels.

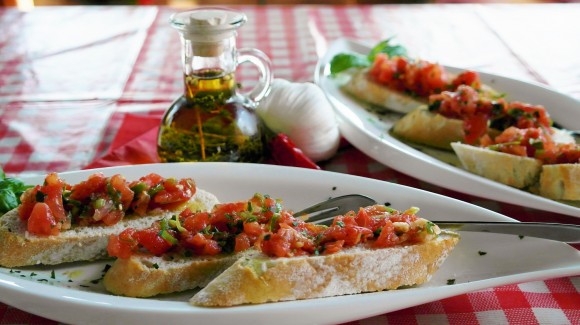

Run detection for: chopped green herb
[[50, 270, 56, 279], [478, 251, 487, 256], [102, 264, 112, 273], [425, 221, 436, 234], [153, 263, 159, 269], [90, 279, 100, 284], [519, 235, 525, 240], [447, 279, 456, 285]]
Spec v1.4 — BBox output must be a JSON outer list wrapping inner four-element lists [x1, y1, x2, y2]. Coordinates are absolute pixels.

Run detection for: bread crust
[[342, 69, 425, 114], [0, 189, 219, 267], [190, 233, 459, 307], [539, 164, 580, 201], [451, 142, 542, 189], [393, 106, 465, 150]]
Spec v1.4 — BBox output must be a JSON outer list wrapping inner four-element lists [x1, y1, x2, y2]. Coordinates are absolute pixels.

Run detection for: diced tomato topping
[[19, 172, 199, 236], [485, 126, 579, 164], [369, 53, 450, 97], [107, 194, 437, 259], [27, 202, 60, 236]]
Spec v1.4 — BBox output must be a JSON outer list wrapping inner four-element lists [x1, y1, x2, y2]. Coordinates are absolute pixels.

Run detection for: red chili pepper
[[267, 134, 320, 170]]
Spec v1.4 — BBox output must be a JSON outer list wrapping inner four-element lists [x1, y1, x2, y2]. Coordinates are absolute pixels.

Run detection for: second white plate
[[315, 38, 580, 218]]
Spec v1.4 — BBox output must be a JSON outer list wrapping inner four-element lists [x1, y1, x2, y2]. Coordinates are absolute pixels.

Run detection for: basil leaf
[[367, 38, 408, 62], [329, 53, 370, 76], [0, 188, 19, 214]]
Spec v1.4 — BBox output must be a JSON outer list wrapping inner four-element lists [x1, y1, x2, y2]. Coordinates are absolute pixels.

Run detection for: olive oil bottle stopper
[[172, 8, 246, 57]]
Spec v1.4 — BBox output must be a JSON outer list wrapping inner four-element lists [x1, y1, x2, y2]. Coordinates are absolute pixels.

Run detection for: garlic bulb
[[257, 79, 340, 162]]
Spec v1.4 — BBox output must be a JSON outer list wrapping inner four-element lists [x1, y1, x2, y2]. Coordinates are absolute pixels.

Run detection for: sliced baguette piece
[[103, 251, 254, 298], [539, 164, 580, 201], [342, 69, 425, 114], [190, 232, 459, 307], [451, 142, 542, 189], [393, 106, 465, 150], [0, 188, 219, 268]]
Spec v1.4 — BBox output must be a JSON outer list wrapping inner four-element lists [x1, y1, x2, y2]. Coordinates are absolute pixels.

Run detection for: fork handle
[[434, 221, 580, 243]]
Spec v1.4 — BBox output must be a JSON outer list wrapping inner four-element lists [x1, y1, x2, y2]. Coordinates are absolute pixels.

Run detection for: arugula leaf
[[0, 167, 33, 215], [329, 53, 370, 76], [328, 37, 408, 77], [367, 38, 408, 62]]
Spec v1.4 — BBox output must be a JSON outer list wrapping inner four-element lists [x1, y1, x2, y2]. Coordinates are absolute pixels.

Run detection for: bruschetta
[[103, 193, 459, 305], [342, 53, 497, 114], [0, 172, 218, 267], [393, 84, 573, 150], [452, 127, 580, 200]]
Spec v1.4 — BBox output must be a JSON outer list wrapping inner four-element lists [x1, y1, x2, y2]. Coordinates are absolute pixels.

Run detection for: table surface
[[1, 3, 579, 324]]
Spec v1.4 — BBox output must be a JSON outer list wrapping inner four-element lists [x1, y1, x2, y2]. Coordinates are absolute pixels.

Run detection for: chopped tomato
[[70, 173, 107, 201], [464, 113, 489, 144], [183, 211, 210, 232], [18, 185, 40, 221], [130, 191, 150, 216], [109, 174, 135, 209], [43, 173, 67, 224], [234, 233, 252, 253], [323, 240, 344, 255], [451, 70, 481, 90], [107, 228, 138, 259], [134, 227, 174, 256], [373, 220, 399, 248], [27, 202, 60, 236], [153, 178, 196, 205]]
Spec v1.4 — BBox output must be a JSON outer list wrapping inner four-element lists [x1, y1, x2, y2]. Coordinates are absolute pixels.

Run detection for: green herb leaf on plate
[[367, 38, 409, 62], [329, 53, 370, 77]]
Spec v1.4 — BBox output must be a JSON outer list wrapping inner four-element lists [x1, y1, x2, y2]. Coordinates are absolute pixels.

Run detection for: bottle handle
[[237, 48, 273, 104]]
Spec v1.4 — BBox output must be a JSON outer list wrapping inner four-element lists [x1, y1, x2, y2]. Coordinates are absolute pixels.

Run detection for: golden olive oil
[[157, 69, 263, 162]]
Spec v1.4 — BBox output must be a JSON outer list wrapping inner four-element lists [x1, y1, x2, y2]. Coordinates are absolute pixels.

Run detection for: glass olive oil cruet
[[158, 8, 272, 162]]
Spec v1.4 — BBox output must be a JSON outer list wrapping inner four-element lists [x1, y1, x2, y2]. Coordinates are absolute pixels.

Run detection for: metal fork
[[294, 194, 580, 243], [293, 194, 377, 224]]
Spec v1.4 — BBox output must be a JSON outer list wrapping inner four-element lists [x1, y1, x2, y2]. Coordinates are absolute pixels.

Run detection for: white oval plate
[[315, 38, 580, 218], [0, 163, 579, 325]]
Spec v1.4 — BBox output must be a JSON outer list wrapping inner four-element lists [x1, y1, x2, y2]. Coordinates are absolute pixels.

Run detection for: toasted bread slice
[[393, 106, 465, 150], [0, 189, 219, 268], [342, 69, 425, 114], [190, 232, 459, 307], [451, 142, 542, 189], [103, 251, 253, 298], [539, 164, 580, 201]]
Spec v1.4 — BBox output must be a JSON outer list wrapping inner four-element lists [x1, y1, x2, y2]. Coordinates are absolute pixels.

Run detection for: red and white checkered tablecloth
[[0, 4, 579, 325]]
